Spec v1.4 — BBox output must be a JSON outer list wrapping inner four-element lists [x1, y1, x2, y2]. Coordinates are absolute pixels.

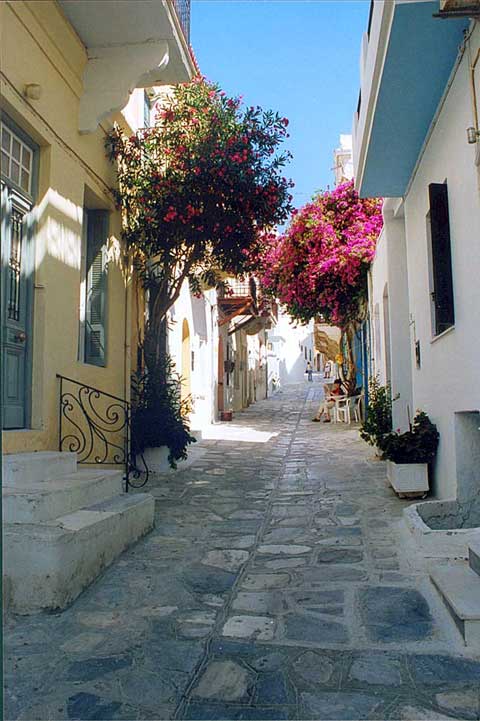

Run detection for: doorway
[[217, 337, 224, 413], [1, 166, 35, 428]]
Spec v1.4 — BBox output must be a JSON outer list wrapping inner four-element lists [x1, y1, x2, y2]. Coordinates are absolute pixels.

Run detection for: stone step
[[3, 469, 124, 523], [431, 565, 480, 648], [469, 540, 480, 577], [3, 451, 77, 486], [4, 493, 155, 614]]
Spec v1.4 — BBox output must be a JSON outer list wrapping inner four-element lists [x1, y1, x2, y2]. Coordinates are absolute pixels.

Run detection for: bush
[[360, 376, 393, 451], [131, 355, 196, 469], [381, 411, 439, 464]]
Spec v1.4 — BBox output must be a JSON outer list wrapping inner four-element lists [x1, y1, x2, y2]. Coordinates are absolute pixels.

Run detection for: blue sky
[[191, 0, 370, 209]]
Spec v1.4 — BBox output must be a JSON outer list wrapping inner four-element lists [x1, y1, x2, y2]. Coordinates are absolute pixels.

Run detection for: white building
[[353, 0, 480, 504], [267, 311, 317, 392], [333, 134, 354, 186]]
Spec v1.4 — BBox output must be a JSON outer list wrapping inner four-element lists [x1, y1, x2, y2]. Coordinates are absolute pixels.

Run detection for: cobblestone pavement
[[5, 384, 480, 721]]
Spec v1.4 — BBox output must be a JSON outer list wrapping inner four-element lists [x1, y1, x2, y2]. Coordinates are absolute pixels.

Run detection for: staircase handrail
[[56, 374, 148, 491]]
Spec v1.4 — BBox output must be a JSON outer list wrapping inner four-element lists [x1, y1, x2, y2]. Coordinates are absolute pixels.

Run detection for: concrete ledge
[[403, 501, 480, 560], [431, 564, 480, 648], [3, 469, 124, 523], [3, 452, 77, 486], [4, 493, 155, 614], [469, 540, 480, 577]]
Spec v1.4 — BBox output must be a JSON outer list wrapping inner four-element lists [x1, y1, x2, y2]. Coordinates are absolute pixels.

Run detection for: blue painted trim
[[360, 2, 468, 198]]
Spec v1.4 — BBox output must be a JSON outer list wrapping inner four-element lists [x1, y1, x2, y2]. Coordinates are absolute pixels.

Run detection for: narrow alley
[[5, 384, 479, 721]]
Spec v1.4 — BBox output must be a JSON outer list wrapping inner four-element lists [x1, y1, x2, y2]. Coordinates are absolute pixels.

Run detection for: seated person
[[312, 378, 344, 423]]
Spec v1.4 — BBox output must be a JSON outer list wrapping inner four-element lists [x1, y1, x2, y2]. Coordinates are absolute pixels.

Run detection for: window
[[81, 209, 109, 366], [1, 123, 33, 195], [428, 183, 455, 336], [143, 91, 151, 128]]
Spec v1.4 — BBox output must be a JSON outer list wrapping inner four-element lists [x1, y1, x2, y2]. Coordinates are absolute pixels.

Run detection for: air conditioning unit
[[439, 0, 480, 14]]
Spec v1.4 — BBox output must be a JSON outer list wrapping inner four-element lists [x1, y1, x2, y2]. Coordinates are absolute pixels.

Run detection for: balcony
[[59, 0, 196, 133], [353, 0, 468, 198], [218, 277, 257, 326]]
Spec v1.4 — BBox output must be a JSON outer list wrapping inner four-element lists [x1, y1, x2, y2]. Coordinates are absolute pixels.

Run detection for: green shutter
[[85, 210, 108, 366]]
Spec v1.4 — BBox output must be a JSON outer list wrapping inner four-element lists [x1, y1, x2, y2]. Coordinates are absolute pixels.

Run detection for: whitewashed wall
[[370, 200, 413, 433], [367, 25, 480, 501], [168, 284, 218, 431], [403, 25, 480, 500], [267, 312, 316, 391], [369, 229, 389, 387]]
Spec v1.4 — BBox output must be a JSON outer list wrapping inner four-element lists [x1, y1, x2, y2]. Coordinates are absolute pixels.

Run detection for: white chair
[[333, 393, 364, 424], [333, 396, 351, 423], [352, 393, 364, 423]]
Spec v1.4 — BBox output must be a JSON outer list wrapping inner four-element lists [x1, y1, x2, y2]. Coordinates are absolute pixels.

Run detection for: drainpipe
[[470, 44, 480, 133]]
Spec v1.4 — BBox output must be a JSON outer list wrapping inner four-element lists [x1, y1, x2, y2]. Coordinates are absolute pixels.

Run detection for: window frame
[[1, 114, 38, 203], [427, 182, 455, 339], [79, 207, 109, 367]]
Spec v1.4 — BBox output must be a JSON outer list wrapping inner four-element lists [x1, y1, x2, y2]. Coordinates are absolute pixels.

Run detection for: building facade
[[353, 0, 480, 502], [1, 0, 194, 454]]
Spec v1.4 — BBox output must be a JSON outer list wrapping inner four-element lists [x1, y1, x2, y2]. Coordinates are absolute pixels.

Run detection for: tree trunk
[[341, 323, 358, 396], [144, 281, 169, 375]]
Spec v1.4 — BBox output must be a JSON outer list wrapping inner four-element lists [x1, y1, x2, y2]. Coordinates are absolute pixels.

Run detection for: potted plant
[[381, 411, 439, 497], [131, 355, 196, 472], [360, 376, 393, 456]]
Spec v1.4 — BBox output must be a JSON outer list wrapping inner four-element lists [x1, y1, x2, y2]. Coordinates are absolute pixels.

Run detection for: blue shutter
[[85, 210, 108, 366]]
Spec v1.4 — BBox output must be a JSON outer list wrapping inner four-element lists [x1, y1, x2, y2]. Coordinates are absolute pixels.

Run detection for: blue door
[[1, 120, 35, 429]]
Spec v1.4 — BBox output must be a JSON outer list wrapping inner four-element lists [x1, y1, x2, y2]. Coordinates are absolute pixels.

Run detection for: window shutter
[[85, 210, 108, 366], [429, 183, 454, 335]]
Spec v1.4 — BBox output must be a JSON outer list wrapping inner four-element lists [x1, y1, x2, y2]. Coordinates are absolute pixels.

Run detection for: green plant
[[257, 180, 383, 392], [131, 354, 196, 469], [360, 376, 393, 450], [107, 77, 293, 367], [381, 411, 439, 464]]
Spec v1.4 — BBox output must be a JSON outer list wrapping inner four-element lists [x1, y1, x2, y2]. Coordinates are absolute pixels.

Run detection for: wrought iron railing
[[172, 0, 191, 43], [225, 277, 258, 303], [57, 375, 148, 491]]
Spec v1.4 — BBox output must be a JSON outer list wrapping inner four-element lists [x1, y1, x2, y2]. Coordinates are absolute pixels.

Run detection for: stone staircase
[[431, 539, 480, 648], [3, 451, 154, 614]]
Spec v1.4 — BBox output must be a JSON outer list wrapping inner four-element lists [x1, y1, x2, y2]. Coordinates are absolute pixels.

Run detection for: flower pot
[[138, 446, 170, 473], [386, 460, 429, 497], [220, 410, 233, 422]]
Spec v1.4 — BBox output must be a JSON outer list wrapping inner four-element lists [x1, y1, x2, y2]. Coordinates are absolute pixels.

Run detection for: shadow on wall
[[3, 183, 127, 454]]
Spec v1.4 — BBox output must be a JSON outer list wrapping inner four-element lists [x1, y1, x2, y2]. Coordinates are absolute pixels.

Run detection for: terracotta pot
[[220, 410, 233, 422]]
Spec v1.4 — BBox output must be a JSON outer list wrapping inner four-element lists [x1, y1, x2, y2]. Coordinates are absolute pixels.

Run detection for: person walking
[[306, 361, 313, 382]]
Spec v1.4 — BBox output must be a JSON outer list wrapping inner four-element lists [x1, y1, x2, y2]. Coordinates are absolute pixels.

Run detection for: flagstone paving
[[4, 384, 480, 720]]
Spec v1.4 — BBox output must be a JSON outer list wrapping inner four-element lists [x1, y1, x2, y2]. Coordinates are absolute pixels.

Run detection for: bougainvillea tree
[[259, 180, 383, 392], [107, 77, 293, 367]]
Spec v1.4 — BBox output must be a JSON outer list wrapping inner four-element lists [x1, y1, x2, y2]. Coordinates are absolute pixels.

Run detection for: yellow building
[[1, 0, 195, 455]]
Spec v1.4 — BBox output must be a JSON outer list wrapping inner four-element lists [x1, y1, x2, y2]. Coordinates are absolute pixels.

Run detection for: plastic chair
[[333, 396, 351, 423], [352, 393, 364, 423]]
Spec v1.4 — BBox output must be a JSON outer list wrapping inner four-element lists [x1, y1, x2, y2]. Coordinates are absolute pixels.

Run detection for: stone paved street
[[5, 384, 480, 721]]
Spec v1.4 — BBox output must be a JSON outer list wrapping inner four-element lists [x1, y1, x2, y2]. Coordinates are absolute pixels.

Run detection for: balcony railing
[[225, 277, 258, 304], [172, 0, 191, 43]]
